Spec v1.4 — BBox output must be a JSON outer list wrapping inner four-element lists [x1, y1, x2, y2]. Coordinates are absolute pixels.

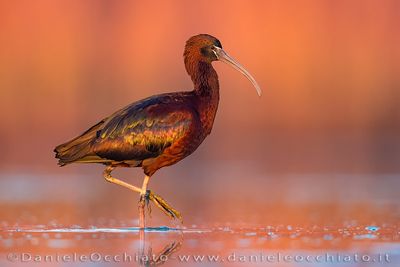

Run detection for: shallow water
[[0, 171, 399, 266], [1, 224, 399, 266]]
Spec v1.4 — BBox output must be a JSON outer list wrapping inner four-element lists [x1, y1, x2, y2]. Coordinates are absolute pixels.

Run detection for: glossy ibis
[[54, 34, 261, 227]]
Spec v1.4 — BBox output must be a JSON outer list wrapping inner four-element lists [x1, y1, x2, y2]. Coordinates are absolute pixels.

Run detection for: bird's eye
[[200, 46, 218, 59]]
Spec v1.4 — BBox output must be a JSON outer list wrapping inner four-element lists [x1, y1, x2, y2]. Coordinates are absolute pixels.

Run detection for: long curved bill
[[213, 46, 262, 97]]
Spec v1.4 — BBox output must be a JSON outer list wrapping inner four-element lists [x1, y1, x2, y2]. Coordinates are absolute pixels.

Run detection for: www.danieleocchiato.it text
[[6, 252, 391, 263]]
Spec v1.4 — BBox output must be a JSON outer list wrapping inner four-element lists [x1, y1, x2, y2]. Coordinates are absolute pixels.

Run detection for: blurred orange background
[[0, 1, 399, 228], [0, 0, 399, 173]]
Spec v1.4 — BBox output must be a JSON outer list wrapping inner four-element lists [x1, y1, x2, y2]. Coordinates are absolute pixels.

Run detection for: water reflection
[[139, 229, 182, 266], [1, 225, 399, 266]]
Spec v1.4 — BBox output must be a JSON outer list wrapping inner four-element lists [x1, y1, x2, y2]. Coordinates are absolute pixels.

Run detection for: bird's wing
[[92, 94, 196, 162]]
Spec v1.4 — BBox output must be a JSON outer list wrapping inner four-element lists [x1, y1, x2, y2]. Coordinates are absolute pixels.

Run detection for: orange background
[[0, 1, 399, 174]]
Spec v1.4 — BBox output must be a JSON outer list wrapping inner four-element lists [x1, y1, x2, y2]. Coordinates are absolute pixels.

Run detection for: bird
[[54, 34, 261, 228]]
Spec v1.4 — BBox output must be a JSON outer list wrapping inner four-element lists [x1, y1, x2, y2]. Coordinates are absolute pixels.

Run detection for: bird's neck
[[186, 61, 219, 96], [186, 61, 220, 134]]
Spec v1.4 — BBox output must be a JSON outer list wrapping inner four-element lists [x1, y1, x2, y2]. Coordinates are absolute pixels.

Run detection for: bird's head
[[184, 34, 262, 96]]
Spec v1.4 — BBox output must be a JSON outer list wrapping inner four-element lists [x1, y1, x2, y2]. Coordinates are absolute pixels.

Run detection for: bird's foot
[[139, 190, 152, 217], [142, 190, 182, 223]]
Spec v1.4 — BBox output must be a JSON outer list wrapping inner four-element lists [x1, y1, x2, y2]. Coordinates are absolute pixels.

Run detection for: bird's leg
[[103, 166, 147, 228], [138, 175, 151, 228], [103, 167, 182, 224], [103, 166, 142, 194]]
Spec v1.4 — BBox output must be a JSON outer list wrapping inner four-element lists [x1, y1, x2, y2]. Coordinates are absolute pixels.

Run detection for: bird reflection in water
[[138, 229, 183, 266]]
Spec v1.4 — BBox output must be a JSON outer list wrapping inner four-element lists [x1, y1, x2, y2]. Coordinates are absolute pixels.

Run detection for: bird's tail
[[54, 120, 105, 166]]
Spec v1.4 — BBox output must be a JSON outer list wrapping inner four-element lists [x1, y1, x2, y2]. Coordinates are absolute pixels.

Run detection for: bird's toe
[[148, 190, 183, 223]]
